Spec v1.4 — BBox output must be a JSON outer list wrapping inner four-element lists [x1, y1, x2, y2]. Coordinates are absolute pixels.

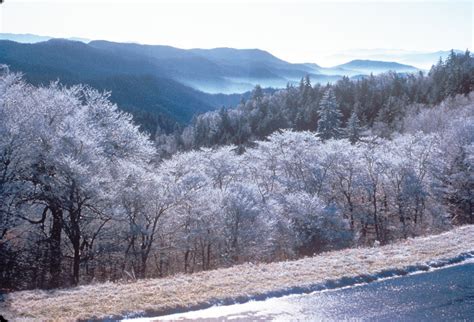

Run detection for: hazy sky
[[0, 0, 472, 64]]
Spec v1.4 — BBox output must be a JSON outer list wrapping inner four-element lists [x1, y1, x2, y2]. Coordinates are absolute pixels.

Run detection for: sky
[[0, 0, 472, 64]]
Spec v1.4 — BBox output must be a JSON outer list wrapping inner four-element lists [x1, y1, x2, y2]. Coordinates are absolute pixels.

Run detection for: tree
[[345, 110, 364, 144], [317, 89, 342, 141], [252, 84, 264, 101], [0, 72, 154, 287], [433, 118, 474, 225], [1, 58, 473, 291]]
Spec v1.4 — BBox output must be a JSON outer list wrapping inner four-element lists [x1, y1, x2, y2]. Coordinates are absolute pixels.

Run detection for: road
[[155, 260, 474, 321]]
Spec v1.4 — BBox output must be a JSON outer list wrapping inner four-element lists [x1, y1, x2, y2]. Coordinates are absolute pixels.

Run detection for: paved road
[[157, 260, 474, 321]]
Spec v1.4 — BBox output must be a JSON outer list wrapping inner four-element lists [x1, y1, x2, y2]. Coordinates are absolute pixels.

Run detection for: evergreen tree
[[218, 108, 233, 144], [300, 75, 312, 104], [252, 84, 264, 101], [460, 49, 474, 95], [345, 110, 364, 144], [317, 89, 342, 140]]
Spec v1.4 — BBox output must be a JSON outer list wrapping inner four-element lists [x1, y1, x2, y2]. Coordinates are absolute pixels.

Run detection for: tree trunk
[[140, 249, 148, 278], [184, 249, 190, 273], [49, 204, 62, 288], [207, 243, 211, 269], [72, 239, 80, 285], [69, 208, 82, 286], [372, 190, 380, 241]]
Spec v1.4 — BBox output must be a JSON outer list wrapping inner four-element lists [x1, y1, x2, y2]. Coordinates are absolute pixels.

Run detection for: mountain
[[0, 34, 425, 95], [0, 33, 52, 43], [0, 36, 426, 134], [323, 49, 464, 70], [88, 41, 424, 93], [0, 39, 244, 134], [88, 41, 326, 94], [0, 33, 90, 44], [395, 50, 464, 69], [335, 60, 419, 75]]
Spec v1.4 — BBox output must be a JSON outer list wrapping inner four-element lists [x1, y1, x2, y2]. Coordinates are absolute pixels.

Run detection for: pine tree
[[317, 89, 342, 140], [345, 110, 364, 144], [302, 75, 312, 103], [252, 84, 264, 101]]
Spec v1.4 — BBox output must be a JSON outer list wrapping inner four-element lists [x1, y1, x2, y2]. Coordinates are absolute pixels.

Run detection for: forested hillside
[[0, 39, 245, 135], [0, 38, 426, 137], [157, 50, 473, 155], [0, 50, 472, 291]]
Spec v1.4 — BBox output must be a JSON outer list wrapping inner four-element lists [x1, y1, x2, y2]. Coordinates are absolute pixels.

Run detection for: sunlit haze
[[0, 0, 471, 66]]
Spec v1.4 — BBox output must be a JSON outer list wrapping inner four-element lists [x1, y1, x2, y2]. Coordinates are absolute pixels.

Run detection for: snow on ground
[[3, 225, 474, 321]]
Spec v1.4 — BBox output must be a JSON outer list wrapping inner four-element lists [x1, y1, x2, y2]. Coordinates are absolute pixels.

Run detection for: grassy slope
[[3, 225, 474, 321]]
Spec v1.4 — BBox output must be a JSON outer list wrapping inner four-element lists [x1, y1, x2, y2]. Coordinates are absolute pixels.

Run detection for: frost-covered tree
[[0, 71, 154, 287], [345, 110, 365, 144], [155, 51, 473, 151], [277, 191, 351, 255], [432, 118, 474, 225], [1, 66, 473, 291], [317, 89, 342, 141]]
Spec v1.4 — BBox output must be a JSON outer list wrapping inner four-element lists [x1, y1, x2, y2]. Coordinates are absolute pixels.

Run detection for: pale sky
[[0, 0, 472, 64]]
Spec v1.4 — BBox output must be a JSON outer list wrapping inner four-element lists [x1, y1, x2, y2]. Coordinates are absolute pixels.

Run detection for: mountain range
[[0, 34, 449, 133], [322, 48, 464, 70], [0, 39, 246, 132], [85, 40, 422, 94], [0, 33, 90, 44]]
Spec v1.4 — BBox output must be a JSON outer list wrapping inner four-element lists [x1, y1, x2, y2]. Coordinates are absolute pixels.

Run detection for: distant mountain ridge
[[0, 34, 424, 93], [0, 39, 248, 134], [0, 33, 90, 44], [335, 59, 419, 74], [87, 40, 419, 94], [0, 35, 439, 134], [87, 40, 332, 93], [324, 49, 464, 69]]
